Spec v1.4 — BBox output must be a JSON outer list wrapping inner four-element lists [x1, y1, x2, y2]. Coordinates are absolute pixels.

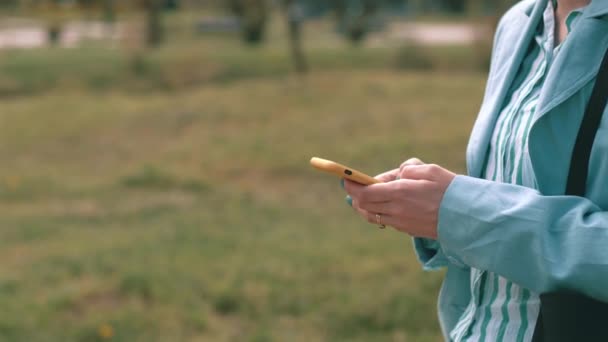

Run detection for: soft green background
[[0, 11, 489, 342]]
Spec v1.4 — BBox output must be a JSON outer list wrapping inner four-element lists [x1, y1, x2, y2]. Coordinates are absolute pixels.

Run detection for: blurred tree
[[310, 0, 406, 45], [331, 0, 380, 44], [102, 0, 115, 22], [165, 0, 179, 10], [0, 0, 19, 11], [76, 0, 166, 47], [466, 0, 482, 15], [18, 0, 100, 46], [32, 1, 67, 46], [228, 0, 268, 44], [76, 0, 99, 20], [283, 0, 308, 73], [143, 0, 164, 47], [442, 0, 466, 13]]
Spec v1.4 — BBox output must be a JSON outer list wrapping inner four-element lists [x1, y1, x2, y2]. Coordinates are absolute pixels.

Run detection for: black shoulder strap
[[566, 48, 608, 197], [532, 47, 608, 342]]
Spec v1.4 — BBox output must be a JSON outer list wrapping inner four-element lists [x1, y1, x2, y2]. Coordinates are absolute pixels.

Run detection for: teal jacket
[[414, 0, 608, 339]]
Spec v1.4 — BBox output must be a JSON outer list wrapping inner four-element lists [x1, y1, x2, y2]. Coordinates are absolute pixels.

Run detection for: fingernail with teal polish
[[340, 179, 345, 189], [345, 195, 352, 207]]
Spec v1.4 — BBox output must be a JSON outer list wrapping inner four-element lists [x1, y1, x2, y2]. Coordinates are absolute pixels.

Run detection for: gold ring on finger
[[376, 213, 386, 229]]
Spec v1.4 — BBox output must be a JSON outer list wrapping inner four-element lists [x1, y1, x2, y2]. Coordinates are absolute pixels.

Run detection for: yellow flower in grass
[[98, 323, 114, 339], [5, 176, 20, 191]]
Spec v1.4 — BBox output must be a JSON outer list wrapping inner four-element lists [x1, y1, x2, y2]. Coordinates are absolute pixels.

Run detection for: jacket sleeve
[[438, 175, 608, 302], [412, 237, 468, 271], [411, 13, 508, 272], [412, 238, 450, 270]]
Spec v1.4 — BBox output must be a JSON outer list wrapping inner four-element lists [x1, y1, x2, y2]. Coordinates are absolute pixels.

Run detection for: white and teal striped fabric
[[450, 1, 586, 341]]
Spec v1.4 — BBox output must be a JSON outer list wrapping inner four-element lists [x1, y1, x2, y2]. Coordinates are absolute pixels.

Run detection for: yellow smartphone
[[310, 157, 381, 185]]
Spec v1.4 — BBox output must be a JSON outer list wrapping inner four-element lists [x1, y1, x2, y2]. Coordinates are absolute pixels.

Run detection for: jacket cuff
[[412, 238, 449, 270], [436, 175, 484, 268]]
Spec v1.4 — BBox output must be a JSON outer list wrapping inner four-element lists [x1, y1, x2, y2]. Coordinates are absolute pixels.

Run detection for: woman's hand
[[362, 158, 425, 183], [343, 159, 456, 239]]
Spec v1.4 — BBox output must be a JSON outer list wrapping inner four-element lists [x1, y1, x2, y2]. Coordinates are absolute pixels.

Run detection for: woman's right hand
[[396, 158, 425, 180], [375, 157, 425, 182], [344, 157, 425, 204]]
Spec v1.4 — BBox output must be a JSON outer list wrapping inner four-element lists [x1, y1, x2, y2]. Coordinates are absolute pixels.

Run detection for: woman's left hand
[[343, 163, 456, 239]]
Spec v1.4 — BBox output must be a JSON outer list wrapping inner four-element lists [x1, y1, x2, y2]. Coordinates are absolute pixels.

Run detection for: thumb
[[399, 164, 436, 181], [400, 158, 424, 168], [398, 158, 424, 179], [375, 168, 399, 183]]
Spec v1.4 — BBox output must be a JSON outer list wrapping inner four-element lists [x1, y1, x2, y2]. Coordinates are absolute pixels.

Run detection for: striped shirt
[[450, 1, 587, 341]]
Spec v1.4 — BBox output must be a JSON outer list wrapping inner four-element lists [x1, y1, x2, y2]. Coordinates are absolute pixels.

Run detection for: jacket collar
[[467, 0, 608, 181], [466, 0, 545, 177], [528, 8, 608, 194], [583, 0, 608, 19], [533, 10, 608, 123]]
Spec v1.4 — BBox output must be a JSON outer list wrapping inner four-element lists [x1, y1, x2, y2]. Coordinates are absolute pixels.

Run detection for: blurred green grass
[[0, 70, 485, 341], [0, 41, 484, 96], [0, 12, 488, 342]]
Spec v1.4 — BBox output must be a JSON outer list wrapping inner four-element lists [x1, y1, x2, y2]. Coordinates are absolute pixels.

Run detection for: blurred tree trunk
[[468, 0, 498, 71], [409, 0, 424, 15], [331, 0, 378, 44], [47, 23, 62, 46], [284, 0, 308, 73], [46, 2, 62, 47], [444, 0, 466, 13], [165, 0, 179, 10], [144, 0, 163, 47], [350, 1, 376, 44], [466, 0, 483, 15], [103, 0, 115, 22], [229, 0, 268, 44], [0, 0, 19, 11], [498, 0, 515, 15]]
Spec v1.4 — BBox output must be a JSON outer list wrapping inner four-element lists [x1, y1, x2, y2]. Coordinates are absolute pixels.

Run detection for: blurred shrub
[[121, 166, 175, 189], [392, 42, 434, 70], [471, 16, 498, 72], [0, 176, 58, 201], [121, 165, 209, 193], [213, 292, 243, 315], [129, 53, 152, 77], [119, 273, 154, 302], [472, 38, 492, 72]]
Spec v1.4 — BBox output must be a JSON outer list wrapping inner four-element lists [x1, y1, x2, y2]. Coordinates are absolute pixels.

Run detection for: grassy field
[[0, 12, 489, 342]]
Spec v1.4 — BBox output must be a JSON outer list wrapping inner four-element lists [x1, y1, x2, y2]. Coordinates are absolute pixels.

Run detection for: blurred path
[[391, 22, 476, 45], [0, 21, 476, 49], [0, 27, 46, 48], [0, 21, 119, 49]]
